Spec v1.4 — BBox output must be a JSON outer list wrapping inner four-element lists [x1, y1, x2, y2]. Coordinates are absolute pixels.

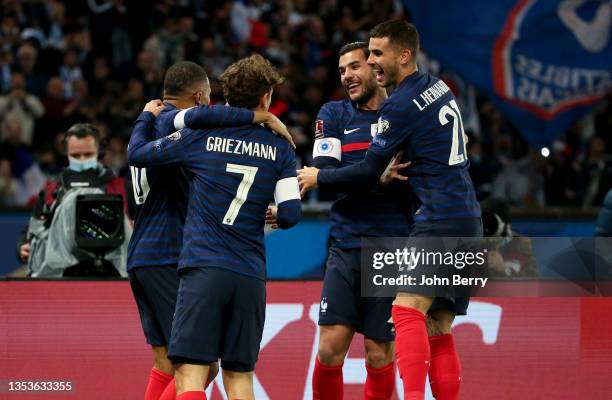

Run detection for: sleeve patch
[[313, 138, 342, 161], [315, 119, 324, 139]]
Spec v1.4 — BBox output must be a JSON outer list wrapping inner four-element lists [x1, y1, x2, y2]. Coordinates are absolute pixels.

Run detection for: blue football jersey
[[370, 71, 481, 222], [313, 100, 413, 248], [127, 104, 254, 270], [128, 112, 301, 280]]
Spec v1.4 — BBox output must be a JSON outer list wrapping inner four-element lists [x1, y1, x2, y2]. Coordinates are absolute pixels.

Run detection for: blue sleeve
[[276, 143, 301, 229], [127, 112, 197, 167], [312, 103, 342, 168], [369, 100, 413, 158], [174, 104, 254, 130], [317, 150, 391, 190], [277, 199, 301, 229]]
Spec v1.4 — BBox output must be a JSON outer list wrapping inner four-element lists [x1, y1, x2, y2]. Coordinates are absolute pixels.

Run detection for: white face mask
[[68, 156, 98, 172]]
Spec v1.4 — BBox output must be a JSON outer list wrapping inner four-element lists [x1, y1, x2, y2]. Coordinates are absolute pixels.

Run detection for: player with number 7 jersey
[[129, 55, 301, 400]]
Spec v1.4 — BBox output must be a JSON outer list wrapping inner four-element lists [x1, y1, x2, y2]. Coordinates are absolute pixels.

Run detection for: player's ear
[[399, 48, 412, 66], [260, 88, 273, 110]]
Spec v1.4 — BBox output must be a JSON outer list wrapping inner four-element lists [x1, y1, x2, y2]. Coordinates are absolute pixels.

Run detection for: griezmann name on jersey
[[128, 113, 299, 281], [127, 104, 254, 270]]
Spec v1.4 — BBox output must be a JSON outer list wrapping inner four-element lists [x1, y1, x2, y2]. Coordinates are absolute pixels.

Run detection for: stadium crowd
[[0, 0, 610, 209]]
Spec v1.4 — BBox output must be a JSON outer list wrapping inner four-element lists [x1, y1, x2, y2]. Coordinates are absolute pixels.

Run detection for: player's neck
[[163, 98, 195, 110], [395, 64, 418, 87], [357, 88, 387, 111]]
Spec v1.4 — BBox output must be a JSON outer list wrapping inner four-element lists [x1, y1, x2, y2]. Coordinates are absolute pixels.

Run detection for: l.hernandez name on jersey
[[370, 71, 481, 222]]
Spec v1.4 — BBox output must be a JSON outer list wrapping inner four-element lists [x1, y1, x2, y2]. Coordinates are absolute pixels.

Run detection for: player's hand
[[380, 151, 411, 185], [297, 166, 319, 197], [265, 205, 278, 229], [19, 242, 30, 263], [255, 111, 296, 149], [143, 99, 164, 116]]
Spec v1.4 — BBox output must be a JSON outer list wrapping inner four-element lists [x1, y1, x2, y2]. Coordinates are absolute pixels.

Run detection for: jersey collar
[[397, 69, 423, 89]]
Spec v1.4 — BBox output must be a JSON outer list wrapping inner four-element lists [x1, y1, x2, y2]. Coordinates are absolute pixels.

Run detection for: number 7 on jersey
[[223, 163, 259, 225]]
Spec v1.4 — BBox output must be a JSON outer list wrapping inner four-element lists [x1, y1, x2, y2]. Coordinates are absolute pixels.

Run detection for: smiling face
[[339, 49, 378, 104], [367, 36, 403, 88]]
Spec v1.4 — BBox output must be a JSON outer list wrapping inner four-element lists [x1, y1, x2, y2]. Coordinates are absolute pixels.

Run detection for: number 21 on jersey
[[439, 99, 467, 166]]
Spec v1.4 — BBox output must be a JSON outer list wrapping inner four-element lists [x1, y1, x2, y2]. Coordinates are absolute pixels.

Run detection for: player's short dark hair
[[163, 61, 208, 97], [339, 42, 370, 59], [65, 123, 101, 147], [219, 54, 284, 109], [370, 20, 419, 56]]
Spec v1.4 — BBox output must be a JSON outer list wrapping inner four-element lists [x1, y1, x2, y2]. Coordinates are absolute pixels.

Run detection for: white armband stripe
[[274, 177, 300, 204], [313, 138, 342, 161], [174, 109, 187, 129], [173, 107, 195, 129]]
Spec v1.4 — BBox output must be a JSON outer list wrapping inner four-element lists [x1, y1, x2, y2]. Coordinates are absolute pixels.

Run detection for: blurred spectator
[[103, 135, 128, 176], [0, 50, 14, 92], [0, 0, 609, 211], [58, 50, 83, 99], [132, 50, 164, 99], [492, 150, 546, 207], [0, 71, 45, 145], [595, 189, 612, 237], [0, 115, 46, 206], [583, 136, 612, 207], [16, 42, 47, 97], [481, 197, 538, 278], [38, 76, 70, 146], [199, 37, 231, 79], [0, 158, 17, 206]]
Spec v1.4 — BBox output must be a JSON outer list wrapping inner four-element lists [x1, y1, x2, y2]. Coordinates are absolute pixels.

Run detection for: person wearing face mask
[[16, 123, 133, 273]]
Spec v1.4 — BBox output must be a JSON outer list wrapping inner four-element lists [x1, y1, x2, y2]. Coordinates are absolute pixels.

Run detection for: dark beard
[[354, 83, 376, 107]]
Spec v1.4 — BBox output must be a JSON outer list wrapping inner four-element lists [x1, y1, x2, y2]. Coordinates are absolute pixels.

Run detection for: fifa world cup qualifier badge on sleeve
[[166, 130, 182, 141], [376, 117, 390, 136], [315, 119, 324, 139], [361, 237, 490, 297]]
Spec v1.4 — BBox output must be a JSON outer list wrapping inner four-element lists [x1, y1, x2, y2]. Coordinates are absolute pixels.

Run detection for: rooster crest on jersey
[[320, 297, 328, 313]]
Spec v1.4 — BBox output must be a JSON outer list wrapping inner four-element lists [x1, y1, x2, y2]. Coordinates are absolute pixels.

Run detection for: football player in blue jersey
[[128, 55, 301, 400], [127, 61, 293, 400], [310, 42, 412, 400], [299, 21, 482, 400]]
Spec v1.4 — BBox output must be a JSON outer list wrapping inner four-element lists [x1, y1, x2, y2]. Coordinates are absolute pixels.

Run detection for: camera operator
[[16, 123, 133, 277], [482, 197, 539, 278]]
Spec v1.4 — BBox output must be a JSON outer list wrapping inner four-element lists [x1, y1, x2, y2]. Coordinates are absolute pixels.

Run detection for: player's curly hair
[[219, 54, 284, 109]]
